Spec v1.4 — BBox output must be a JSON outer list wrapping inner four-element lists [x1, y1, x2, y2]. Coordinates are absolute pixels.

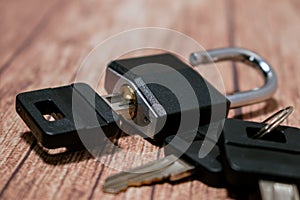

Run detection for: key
[[103, 107, 300, 200], [220, 113, 300, 199], [16, 53, 228, 149], [103, 122, 224, 193], [16, 59, 225, 149]]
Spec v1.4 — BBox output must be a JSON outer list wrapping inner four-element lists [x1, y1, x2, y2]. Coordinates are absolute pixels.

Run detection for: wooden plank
[[0, 39, 89, 192], [0, 0, 59, 75], [0, 0, 91, 193]]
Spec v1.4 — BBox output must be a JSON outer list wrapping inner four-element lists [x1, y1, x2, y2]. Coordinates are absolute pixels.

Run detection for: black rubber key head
[[16, 83, 119, 149], [164, 125, 224, 187], [221, 119, 300, 187]]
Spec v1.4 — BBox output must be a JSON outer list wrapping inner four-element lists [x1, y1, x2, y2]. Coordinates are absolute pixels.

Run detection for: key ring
[[190, 48, 278, 108], [253, 106, 294, 139]]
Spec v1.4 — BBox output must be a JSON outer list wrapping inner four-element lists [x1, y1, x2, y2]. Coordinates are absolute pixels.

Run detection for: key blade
[[103, 155, 194, 193]]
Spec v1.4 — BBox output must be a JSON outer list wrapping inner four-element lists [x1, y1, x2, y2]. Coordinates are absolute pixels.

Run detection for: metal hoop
[[252, 106, 294, 139], [190, 48, 278, 108]]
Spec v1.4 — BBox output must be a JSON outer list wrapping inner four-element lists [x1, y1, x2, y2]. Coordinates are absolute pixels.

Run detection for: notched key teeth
[[169, 170, 194, 182], [102, 155, 194, 194], [103, 172, 170, 194]]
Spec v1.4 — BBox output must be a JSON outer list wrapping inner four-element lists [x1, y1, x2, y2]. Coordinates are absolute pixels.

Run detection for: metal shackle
[[190, 47, 278, 108]]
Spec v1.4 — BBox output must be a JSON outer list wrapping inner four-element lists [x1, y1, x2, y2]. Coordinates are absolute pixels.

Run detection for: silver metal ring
[[190, 48, 278, 108], [252, 106, 294, 139]]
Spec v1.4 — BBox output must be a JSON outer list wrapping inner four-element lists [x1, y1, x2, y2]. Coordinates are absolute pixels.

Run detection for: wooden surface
[[1, 0, 300, 199]]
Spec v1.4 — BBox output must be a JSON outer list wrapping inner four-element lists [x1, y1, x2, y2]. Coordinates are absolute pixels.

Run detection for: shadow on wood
[[21, 132, 94, 165]]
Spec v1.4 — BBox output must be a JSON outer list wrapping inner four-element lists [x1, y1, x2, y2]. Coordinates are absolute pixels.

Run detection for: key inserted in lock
[[16, 48, 277, 149]]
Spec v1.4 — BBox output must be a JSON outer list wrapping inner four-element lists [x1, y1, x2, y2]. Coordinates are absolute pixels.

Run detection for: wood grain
[[0, 0, 299, 199]]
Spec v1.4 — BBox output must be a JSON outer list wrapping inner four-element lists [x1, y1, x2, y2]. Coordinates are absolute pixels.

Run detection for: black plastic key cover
[[16, 83, 119, 149], [221, 119, 300, 187], [164, 125, 224, 187]]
